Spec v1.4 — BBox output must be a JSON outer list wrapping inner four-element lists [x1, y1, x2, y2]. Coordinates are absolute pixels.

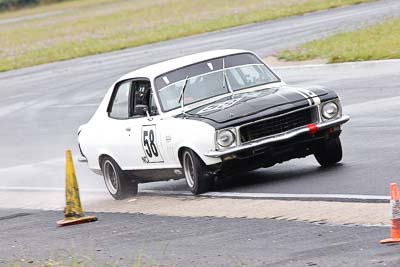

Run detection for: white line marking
[[0, 186, 105, 193], [141, 190, 390, 202], [0, 155, 84, 172], [272, 59, 400, 70], [50, 103, 99, 108], [0, 187, 389, 202]]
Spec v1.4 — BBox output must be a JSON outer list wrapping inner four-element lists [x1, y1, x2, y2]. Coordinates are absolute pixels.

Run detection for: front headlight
[[322, 102, 339, 119], [217, 129, 236, 148]]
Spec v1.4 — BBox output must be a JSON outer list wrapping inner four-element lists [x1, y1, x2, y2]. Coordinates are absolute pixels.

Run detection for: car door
[[105, 80, 143, 170], [126, 80, 167, 170]]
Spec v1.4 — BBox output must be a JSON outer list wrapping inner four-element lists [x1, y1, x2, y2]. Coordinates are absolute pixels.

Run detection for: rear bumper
[[205, 115, 350, 158], [78, 156, 88, 162]]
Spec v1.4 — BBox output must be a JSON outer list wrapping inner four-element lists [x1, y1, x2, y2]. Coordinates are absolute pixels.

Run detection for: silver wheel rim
[[103, 160, 118, 194], [183, 152, 195, 188]]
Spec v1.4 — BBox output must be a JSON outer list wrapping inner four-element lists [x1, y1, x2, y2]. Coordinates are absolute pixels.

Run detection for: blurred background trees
[[0, 0, 69, 12]]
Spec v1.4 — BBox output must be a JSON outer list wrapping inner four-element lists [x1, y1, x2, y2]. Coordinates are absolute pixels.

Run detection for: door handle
[[125, 127, 131, 132]]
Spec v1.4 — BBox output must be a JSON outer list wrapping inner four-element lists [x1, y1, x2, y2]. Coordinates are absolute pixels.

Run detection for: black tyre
[[181, 149, 213, 195], [101, 156, 138, 200], [313, 137, 343, 167]]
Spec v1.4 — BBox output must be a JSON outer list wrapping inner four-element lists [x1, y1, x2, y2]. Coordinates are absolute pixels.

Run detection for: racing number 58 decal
[[141, 125, 163, 163], [143, 130, 158, 157]]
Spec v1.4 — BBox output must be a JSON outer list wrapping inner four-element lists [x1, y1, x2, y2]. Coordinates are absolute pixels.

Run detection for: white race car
[[78, 49, 349, 199]]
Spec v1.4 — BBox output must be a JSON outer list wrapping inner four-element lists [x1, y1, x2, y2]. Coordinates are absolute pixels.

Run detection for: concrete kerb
[[0, 190, 391, 226], [84, 194, 391, 227]]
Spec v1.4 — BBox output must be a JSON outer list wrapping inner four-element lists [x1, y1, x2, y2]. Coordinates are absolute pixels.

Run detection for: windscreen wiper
[[179, 75, 189, 116], [222, 58, 234, 98]]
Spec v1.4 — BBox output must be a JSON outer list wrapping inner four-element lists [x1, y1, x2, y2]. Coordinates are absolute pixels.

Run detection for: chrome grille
[[240, 108, 312, 143]]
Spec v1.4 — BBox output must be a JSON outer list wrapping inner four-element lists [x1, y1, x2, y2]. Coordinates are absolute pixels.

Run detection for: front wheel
[[182, 149, 213, 195], [101, 156, 138, 200], [313, 137, 343, 167]]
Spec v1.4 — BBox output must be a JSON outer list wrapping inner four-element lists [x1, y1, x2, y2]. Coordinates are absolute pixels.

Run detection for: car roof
[[118, 49, 253, 82]]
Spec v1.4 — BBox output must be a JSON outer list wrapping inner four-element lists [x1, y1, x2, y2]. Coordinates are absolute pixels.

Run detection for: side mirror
[[135, 104, 148, 116]]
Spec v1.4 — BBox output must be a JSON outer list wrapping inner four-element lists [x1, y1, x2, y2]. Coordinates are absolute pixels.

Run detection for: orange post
[[380, 183, 400, 244]]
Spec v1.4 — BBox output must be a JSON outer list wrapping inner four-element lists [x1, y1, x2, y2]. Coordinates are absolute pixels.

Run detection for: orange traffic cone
[[57, 150, 97, 226], [380, 183, 400, 244]]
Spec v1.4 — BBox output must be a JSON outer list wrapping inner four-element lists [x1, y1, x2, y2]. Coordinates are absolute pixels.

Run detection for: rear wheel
[[313, 137, 343, 167], [182, 149, 213, 195], [101, 156, 138, 200]]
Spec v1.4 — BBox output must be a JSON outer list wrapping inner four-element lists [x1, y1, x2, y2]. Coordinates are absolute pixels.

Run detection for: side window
[[134, 83, 150, 106], [110, 82, 131, 119], [149, 92, 159, 115], [132, 80, 156, 116]]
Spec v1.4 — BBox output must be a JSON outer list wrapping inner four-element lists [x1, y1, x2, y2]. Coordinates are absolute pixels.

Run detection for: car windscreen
[[154, 53, 280, 112]]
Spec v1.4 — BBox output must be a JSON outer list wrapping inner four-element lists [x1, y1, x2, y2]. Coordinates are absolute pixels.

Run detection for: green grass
[[0, 0, 375, 72], [278, 18, 400, 63]]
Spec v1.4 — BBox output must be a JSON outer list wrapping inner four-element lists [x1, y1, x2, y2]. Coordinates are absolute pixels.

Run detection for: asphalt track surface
[[0, 209, 399, 266], [1, 0, 400, 198]]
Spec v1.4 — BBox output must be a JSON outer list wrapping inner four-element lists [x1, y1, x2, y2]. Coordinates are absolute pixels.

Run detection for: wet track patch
[[0, 212, 32, 221]]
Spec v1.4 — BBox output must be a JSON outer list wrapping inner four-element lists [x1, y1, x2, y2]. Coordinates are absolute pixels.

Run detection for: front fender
[[169, 118, 222, 166]]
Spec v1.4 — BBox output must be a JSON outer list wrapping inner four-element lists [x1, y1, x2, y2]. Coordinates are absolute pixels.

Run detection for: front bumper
[[205, 115, 350, 158]]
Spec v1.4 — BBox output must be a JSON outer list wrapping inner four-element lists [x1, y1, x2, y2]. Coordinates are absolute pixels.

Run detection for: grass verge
[[0, 0, 374, 72], [278, 17, 400, 63], [7, 254, 166, 267]]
